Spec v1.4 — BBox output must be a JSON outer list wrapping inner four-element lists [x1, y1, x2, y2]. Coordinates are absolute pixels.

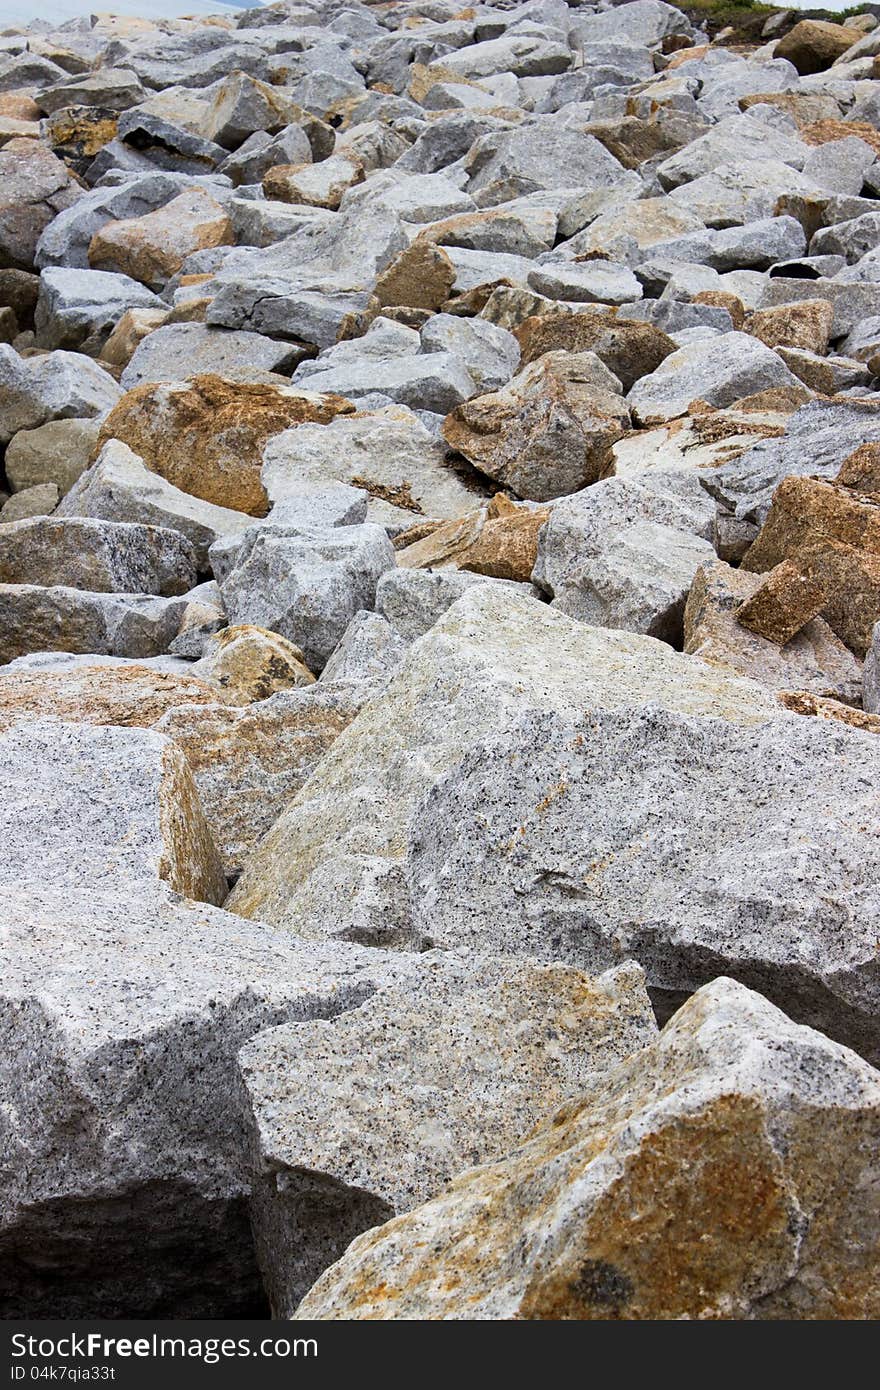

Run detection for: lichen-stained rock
[[627, 333, 803, 426], [225, 586, 777, 945], [0, 719, 226, 904], [396, 496, 550, 583], [263, 155, 364, 210], [156, 683, 368, 877], [0, 584, 206, 665], [743, 299, 834, 356], [405, 703, 880, 1060], [443, 352, 630, 502], [88, 188, 235, 290], [0, 516, 197, 596], [0, 662, 226, 731], [296, 979, 880, 1321], [0, 137, 82, 270], [216, 522, 395, 672], [194, 624, 315, 706], [514, 311, 675, 394], [0, 884, 417, 1318], [240, 956, 657, 1316], [59, 439, 252, 569], [96, 375, 355, 517], [684, 561, 862, 706], [0, 344, 121, 445], [262, 406, 486, 531]]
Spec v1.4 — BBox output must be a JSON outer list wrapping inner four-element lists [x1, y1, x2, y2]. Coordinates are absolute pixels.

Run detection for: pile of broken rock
[[1, 0, 879, 1322]]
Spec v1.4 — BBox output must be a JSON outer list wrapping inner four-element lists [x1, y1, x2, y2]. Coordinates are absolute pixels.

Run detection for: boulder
[[119, 323, 302, 390], [0, 344, 121, 445], [396, 496, 550, 583], [735, 560, 828, 646], [684, 560, 861, 705], [776, 20, 864, 75], [0, 662, 226, 731], [515, 311, 675, 393], [241, 956, 656, 1315], [627, 333, 805, 426], [319, 611, 407, 688], [443, 352, 630, 502], [88, 188, 234, 290], [0, 516, 196, 597], [376, 568, 532, 642], [96, 375, 355, 517], [34, 266, 165, 353], [193, 625, 314, 706], [373, 241, 456, 312], [0, 584, 210, 666], [0, 137, 82, 270], [297, 980, 880, 1320], [263, 155, 363, 210], [744, 300, 834, 355], [0, 485, 58, 523]]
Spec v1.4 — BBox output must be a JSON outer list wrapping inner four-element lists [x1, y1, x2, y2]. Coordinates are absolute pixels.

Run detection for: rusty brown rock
[[735, 559, 827, 646], [743, 477, 880, 572], [88, 188, 234, 290], [99, 306, 169, 368], [836, 443, 880, 495], [262, 155, 363, 210], [693, 290, 745, 330], [796, 539, 880, 658], [0, 663, 225, 731], [777, 690, 880, 734], [514, 310, 675, 393], [775, 20, 864, 76], [396, 495, 549, 582], [799, 119, 880, 159], [96, 375, 356, 516], [295, 979, 880, 1321], [443, 351, 630, 502], [739, 91, 844, 128], [744, 300, 834, 355], [373, 241, 455, 312], [44, 106, 118, 165]]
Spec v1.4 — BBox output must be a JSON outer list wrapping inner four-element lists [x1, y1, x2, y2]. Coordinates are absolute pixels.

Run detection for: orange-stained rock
[[89, 188, 234, 290], [744, 300, 834, 355], [0, 662, 226, 731], [693, 289, 745, 330], [777, 690, 880, 734], [743, 477, 880, 572], [799, 118, 880, 159], [836, 443, 880, 495], [96, 374, 356, 516], [396, 495, 549, 582], [374, 240, 455, 311], [99, 306, 169, 368], [514, 310, 674, 392], [775, 20, 864, 76], [195, 625, 315, 705], [735, 559, 827, 646]]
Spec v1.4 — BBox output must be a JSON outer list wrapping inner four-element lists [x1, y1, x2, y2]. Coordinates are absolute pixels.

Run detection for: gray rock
[[627, 333, 803, 425], [464, 123, 631, 208], [320, 610, 407, 687], [57, 440, 252, 570], [428, 35, 571, 81], [0, 515, 196, 597], [666, 159, 820, 229], [0, 345, 122, 446], [229, 196, 331, 249], [648, 216, 807, 273], [538, 44, 655, 110], [811, 212, 880, 264], [37, 67, 147, 115], [240, 954, 656, 1316], [0, 484, 59, 524], [757, 276, 879, 338], [261, 406, 485, 532], [864, 620, 880, 714], [570, 1, 693, 48], [119, 323, 303, 389], [268, 482, 368, 533], [703, 399, 880, 524], [0, 584, 208, 665], [296, 978, 880, 1321], [34, 268, 164, 354], [839, 315, 880, 364], [217, 522, 395, 672], [0, 137, 83, 271], [4, 418, 100, 498], [290, 351, 476, 414], [376, 568, 534, 642], [225, 585, 776, 945], [115, 110, 228, 176], [801, 136, 878, 196], [527, 260, 642, 306], [656, 114, 807, 190], [418, 314, 519, 391], [406, 701, 880, 1062], [0, 881, 415, 1317]]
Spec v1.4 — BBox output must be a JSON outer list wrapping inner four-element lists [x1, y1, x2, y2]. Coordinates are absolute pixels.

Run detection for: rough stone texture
[[262, 407, 486, 531], [120, 323, 301, 390], [0, 719, 225, 904], [0, 516, 196, 597], [241, 956, 657, 1316], [194, 625, 315, 706], [319, 612, 407, 688], [374, 241, 456, 311], [0, 137, 82, 271], [376, 568, 531, 642], [0, 585, 207, 666], [515, 312, 675, 394], [156, 682, 367, 878], [627, 334, 803, 426], [396, 496, 550, 584], [297, 979, 880, 1320], [443, 353, 630, 502], [736, 560, 828, 647], [263, 155, 364, 211], [226, 586, 777, 946], [0, 484, 58, 523], [776, 20, 864, 76], [33, 266, 164, 353], [744, 300, 834, 356], [217, 522, 395, 672], [89, 189, 234, 290], [58, 440, 252, 570], [0, 662, 226, 731], [864, 620, 880, 714], [4, 418, 100, 497], [838, 444, 880, 496], [96, 376, 355, 517], [684, 561, 861, 706], [0, 345, 122, 445]]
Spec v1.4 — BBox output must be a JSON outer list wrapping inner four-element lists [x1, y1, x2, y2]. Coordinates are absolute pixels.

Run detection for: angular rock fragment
[[396, 495, 549, 584], [4, 417, 100, 497], [0, 662, 226, 731], [297, 980, 880, 1320], [88, 188, 234, 290], [736, 560, 827, 647], [514, 311, 675, 393], [0, 584, 207, 665], [240, 956, 657, 1315], [0, 345, 121, 445], [0, 515, 196, 596], [194, 625, 315, 706], [627, 333, 804, 426]]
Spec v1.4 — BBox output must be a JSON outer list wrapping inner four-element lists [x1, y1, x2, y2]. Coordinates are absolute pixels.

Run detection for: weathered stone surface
[[156, 682, 367, 877], [119, 323, 302, 390], [376, 568, 531, 642], [627, 334, 803, 426], [684, 560, 861, 705], [194, 624, 314, 706], [295, 351, 477, 416], [736, 560, 828, 646], [263, 155, 363, 210], [419, 314, 519, 393], [776, 20, 864, 76], [396, 496, 550, 584], [241, 955, 657, 1316], [96, 376, 355, 517], [0, 484, 58, 523], [744, 300, 834, 355], [0, 662, 224, 731], [319, 611, 406, 688], [443, 353, 630, 502], [0, 137, 82, 270], [58, 439, 252, 570], [864, 620, 880, 714], [226, 586, 776, 945], [0, 511, 196, 596], [837, 443, 880, 495], [34, 267, 165, 353], [0, 344, 121, 445], [262, 406, 486, 531], [99, 306, 168, 368], [0, 584, 207, 666], [373, 240, 456, 312], [297, 979, 880, 1320], [515, 311, 675, 394], [217, 521, 395, 672], [89, 188, 234, 290], [0, 719, 225, 904]]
